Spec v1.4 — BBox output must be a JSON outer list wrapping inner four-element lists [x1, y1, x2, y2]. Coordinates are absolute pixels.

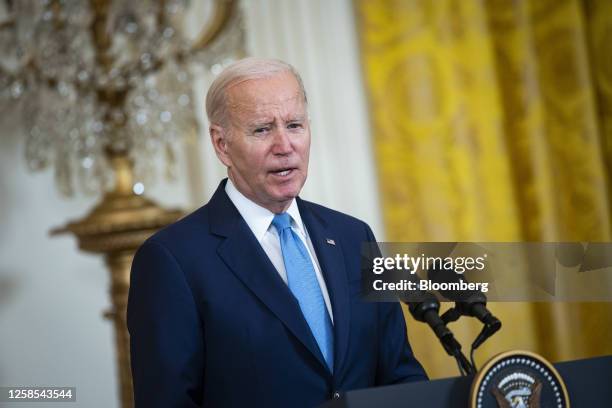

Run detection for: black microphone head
[[407, 292, 440, 322], [454, 299, 482, 317]]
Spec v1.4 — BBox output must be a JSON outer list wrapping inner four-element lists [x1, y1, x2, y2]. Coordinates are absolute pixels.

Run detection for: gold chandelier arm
[[190, 0, 236, 52]]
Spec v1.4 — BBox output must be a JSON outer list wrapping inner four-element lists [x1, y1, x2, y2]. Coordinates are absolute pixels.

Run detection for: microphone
[[453, 292, 501, 350], [428, 268, 502, 350], [405, 291, 475, 375], [407, 292, 453, 352]]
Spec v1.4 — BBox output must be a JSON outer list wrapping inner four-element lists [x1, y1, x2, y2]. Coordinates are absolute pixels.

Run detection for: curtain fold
[[354, 0, 612, 378]]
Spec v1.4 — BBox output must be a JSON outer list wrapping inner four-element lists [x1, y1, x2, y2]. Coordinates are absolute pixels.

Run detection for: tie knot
[[272, 213, 292, 232]]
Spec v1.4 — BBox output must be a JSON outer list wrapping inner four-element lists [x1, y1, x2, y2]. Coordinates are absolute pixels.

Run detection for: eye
[[253, 126, 270, 134], [287, 122, 303, 129]]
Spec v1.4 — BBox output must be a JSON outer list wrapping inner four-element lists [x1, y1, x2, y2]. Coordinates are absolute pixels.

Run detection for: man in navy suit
[[127, 57, 427, 408]]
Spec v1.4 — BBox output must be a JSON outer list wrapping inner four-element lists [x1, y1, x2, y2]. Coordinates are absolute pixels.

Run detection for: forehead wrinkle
[[227, 91, 306, 125], [228, 91, 303, 110]]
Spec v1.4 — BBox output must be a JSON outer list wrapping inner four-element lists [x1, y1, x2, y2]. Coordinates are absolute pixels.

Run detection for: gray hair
[[205, 57, 308, 126]]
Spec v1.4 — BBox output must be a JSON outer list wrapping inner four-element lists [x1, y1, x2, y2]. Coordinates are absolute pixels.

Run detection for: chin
[[270, 185, 301, 202], [276, 177, 304, 194], [272, 190, 299, 202]]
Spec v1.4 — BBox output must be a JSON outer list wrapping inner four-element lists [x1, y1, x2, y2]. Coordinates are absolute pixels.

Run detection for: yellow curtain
[[354, 0, 612, 378]]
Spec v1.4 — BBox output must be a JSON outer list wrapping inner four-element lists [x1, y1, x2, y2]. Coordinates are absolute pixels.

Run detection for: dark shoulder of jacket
[[298, 198, 373, 239], [138, 203, 212, 258]]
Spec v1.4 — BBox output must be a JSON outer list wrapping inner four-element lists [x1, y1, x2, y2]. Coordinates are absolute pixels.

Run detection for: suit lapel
[[297, 198, 351, 375], [208, 181, 329, 373]]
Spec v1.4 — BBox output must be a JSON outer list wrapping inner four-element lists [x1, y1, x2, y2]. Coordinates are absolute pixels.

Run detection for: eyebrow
[[248, 120, 274, 129], [287, 115, 306, 122], [249, 116, 306, 127]]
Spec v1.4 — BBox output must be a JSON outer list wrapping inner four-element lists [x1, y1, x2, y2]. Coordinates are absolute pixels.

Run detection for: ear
[[210, 124, 232, 167]]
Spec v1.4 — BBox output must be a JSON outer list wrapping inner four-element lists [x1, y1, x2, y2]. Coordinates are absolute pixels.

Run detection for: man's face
[[211, 71, 311, 213]]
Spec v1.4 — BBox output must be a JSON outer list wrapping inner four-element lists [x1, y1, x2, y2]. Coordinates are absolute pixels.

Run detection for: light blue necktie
[[272, 213, 334, 371]]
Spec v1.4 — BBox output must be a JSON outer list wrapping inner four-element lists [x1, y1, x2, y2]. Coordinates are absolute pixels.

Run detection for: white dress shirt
[[225, 179, 334, 323]]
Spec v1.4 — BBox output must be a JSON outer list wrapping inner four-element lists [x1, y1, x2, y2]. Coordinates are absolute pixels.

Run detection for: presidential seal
[[470, 350, 569, 408]]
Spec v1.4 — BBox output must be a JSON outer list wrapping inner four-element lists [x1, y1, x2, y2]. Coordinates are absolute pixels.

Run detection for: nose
[[271, 128, 293, 155]]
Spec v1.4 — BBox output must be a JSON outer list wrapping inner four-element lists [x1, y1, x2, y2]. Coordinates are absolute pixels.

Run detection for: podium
[[320, 355, 612, 407]]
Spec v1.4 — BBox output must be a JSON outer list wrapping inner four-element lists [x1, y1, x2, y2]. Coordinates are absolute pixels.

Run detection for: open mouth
[[270, 168, 295, 177]]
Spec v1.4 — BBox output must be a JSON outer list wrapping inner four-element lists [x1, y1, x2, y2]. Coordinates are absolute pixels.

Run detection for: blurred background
[[0, 0, 610, 407]]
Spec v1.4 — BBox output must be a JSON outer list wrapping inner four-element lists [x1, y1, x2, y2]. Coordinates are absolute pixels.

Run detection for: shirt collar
[[225, 178, 306, 242]]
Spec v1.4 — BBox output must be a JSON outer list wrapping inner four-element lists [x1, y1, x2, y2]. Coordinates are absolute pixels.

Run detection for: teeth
[[277, 170, 290, 176]]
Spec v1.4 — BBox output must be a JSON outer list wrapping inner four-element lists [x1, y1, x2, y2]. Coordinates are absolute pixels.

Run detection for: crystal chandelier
[[0, 0, 244, 196]]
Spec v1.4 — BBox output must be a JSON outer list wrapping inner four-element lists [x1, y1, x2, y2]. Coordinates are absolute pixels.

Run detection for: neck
[[227, 175, 293, 214]]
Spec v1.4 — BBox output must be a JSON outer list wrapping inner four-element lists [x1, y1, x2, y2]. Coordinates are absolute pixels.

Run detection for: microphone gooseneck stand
[[440, 293, 502, 369], [405, 293, 475, 376], [426, 267, 503, 370]]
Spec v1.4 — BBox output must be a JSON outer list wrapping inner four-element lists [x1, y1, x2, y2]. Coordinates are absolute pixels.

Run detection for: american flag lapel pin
[[326, 238, 336, 246]]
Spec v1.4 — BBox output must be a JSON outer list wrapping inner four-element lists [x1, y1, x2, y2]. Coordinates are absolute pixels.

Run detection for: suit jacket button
[[333, 391, 341, 399]]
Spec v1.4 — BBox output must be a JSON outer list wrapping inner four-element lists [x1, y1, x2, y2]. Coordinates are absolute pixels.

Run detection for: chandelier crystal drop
[[0, 0, 244, 196]]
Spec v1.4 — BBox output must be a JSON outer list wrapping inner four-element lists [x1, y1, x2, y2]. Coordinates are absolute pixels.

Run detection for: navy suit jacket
[[127, 180, 427, 407]]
